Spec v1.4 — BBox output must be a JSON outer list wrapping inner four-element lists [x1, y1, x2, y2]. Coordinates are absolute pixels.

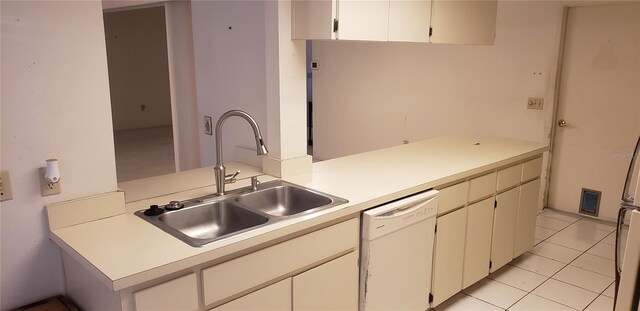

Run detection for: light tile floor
[[114, 126, 175, 182], [436, 209, 617, 311]]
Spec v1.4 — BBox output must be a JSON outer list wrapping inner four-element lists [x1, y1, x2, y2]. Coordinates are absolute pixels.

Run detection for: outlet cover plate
[[527, 97, 544, 110], [204, 116, 213, 135], [1, 170, 13, 202], [39, 167, 61, 196]]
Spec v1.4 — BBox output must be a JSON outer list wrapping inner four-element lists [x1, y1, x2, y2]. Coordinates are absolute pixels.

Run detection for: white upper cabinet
[[388, 0, 432, 42], [337, 0, 390, 41], [292, 0, 337, 40], [292, 0, 496, 44], [429, 0, 498, 44]]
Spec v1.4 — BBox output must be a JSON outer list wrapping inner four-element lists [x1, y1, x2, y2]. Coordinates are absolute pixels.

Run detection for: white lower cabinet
[[429, 157, 543, 307], [513, 178, 541, 257], [431, 207, 467, 306], [211, 278, 292, 311], [210, 252, 358, 311], [133, 273, 198, 311], [99, 218, 359, 311], [202, 219, 358, 308], [293, 251, 359, 310], [462, 197, 494, 288], [490, 187, 520, 272]]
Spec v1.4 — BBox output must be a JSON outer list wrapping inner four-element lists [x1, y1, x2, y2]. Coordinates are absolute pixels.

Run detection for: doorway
[[104, 6, 176, 182], [548, 4, 640, 220]]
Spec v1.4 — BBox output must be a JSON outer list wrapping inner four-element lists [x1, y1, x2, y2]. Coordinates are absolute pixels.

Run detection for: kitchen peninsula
[[47, 135, 548, 310]]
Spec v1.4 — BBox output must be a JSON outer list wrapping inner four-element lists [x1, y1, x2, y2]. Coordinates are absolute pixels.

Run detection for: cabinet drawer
[[438, 181, 469, 215], [133, 273, 198, 311], [468, 172, 497, 202], [522, 157, 543, 182], [497, 164, 522, 192], [202, 218, 358, 306], [210, 278, 291, 311]]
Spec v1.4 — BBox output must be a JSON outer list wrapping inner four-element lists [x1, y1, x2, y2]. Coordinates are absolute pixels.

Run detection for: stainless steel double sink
[[135, 180, 348, 247]]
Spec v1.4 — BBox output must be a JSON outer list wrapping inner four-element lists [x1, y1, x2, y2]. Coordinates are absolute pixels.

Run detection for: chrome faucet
[[214, 110, 268, 195]]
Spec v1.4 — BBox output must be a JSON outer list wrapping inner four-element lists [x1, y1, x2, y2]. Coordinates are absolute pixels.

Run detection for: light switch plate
[[39, 167, 61, 196], [1, 170, 13, 202]]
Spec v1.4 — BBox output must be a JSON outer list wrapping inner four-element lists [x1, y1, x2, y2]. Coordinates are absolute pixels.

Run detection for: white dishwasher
[[360, 190, 438, 311]]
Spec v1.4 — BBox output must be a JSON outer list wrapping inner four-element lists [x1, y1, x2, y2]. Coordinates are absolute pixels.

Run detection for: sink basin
[[135, 180, 347, 247], [235, 185, 334, 217], [136, 201, 269, 247], [158, 201, 268, 240]]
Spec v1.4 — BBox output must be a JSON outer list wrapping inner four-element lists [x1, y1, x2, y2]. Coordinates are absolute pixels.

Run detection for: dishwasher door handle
[[374, 197, 435, 219]]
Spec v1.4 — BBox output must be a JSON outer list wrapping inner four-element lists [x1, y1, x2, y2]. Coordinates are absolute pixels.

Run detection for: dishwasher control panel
[[362, 190, 438, 240]]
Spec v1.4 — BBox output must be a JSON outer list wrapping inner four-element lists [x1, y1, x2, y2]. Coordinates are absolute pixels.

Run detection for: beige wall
[[0, 2, 118, 309], [104, 6, 173, 131], [191, 1, 268, 166], [312, 1, 561, 160]]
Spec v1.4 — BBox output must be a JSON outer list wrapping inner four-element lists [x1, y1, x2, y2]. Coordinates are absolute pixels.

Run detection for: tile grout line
[[458, 292, 507, 310], [520, 214, 582, 308], [511, 210, 615, 310], [444, 210, 615, 310], [525, 214, 614, 310], [484, 274, 542, 310]]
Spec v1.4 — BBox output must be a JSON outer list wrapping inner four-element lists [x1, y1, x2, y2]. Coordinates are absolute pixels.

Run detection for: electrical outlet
[[1, 170, 13, 202], [39, 167, 61, 196], [204, 116, 213, 135], [527, 97, 544, 110]]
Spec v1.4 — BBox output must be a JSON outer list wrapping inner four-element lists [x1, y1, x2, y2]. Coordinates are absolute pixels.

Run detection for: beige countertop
[[50, 135, 548, 292]]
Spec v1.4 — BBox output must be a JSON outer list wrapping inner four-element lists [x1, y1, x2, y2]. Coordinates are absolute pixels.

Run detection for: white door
[[549, 4, 640, 220]]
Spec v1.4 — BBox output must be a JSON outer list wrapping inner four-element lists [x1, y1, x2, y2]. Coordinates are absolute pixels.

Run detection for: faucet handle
[[225, 170, 240, 184], [250, 176, 260, 191]]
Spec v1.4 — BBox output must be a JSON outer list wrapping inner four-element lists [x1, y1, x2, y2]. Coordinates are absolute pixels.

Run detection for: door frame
[[543, 1, 640, 211], [542, 5, 568, 209]]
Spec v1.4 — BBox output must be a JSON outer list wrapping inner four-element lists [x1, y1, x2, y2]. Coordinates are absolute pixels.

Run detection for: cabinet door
[[292, 0, 336, 40], [491, 187, 520, 272], [463, 197, 494, 288], [336, 0, 389, 41], [133, 273, 198, 311], [293, 251, 358, 310], [211, 278, 292, 311], [388, 0, 431, 42], [513, 178, 541, 258], [431, 208, 467, 306], [429, 0, 498, 44]]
